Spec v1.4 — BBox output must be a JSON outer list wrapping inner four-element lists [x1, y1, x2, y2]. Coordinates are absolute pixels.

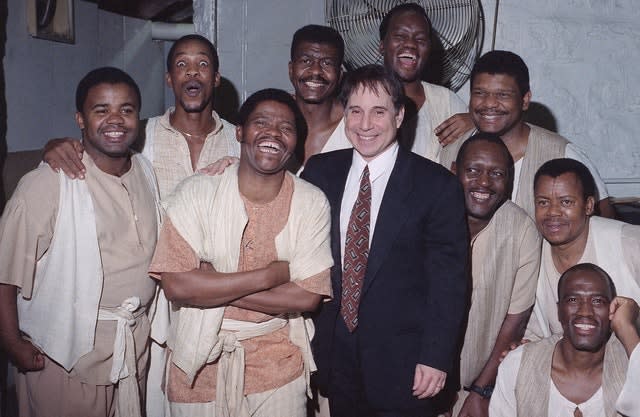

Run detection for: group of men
[[1, 2, 639, 417]]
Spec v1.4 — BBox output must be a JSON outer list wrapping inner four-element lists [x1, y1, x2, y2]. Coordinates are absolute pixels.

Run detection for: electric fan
[[326, 0, 484, 91]]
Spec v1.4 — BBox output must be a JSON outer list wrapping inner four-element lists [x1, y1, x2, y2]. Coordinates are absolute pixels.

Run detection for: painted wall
[[477, 0, 640, 196], [4, 0, 165, 152]]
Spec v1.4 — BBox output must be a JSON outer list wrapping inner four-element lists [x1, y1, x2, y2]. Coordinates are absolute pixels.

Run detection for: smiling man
[[288, 25, 351, 168], [148, 88, 333, 417], [526, 158, 640, 341], [490, 263, 640, 417], [0, 67, 160, 417], [302, 64, 468, 417], [448, 133, 541, 417], [379, 3, 472, 165], [450, 50, 613, 218]]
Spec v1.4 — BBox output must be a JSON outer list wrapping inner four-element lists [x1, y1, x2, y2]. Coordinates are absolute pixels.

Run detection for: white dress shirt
[[340, 143, 399, 261]]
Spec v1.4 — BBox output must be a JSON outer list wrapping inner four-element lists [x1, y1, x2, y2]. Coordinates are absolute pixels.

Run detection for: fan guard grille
[[326, 0, 484, 92]]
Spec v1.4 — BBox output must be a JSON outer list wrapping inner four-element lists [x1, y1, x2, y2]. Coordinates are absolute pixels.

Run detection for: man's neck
[[550, 222, 590, 274], [498, 121, 530, 162], [170, 104, 216, 141], [468, 215, 491, 241], [237, 163, 286, 205], [551, 338, 605, 405], [85, 150, 131, 177], [402, 79, 426, 110], [295, 96, 343, 161]]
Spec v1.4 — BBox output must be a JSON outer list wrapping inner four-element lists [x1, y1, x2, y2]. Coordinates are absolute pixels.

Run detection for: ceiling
[[82, 0, 194, 23]]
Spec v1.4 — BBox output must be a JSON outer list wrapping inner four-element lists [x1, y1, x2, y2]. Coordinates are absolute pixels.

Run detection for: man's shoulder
[[11, 164, 59, 202], [402, 147, 458, 182], [527, 123, 569, 144], [421, 81, 458, 98], [494, 200, 535, 225]]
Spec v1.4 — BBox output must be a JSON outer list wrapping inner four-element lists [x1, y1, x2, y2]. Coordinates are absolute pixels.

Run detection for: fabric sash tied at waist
[[213, 317, 288, 417], [97, 296, 144, 417]]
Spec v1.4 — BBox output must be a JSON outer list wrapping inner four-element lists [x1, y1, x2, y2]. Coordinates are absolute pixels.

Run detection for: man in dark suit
[[302, 64, 469, 417]]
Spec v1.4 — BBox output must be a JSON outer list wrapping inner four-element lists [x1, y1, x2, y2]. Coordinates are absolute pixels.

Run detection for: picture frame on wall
[[27, 0, 75, 44]]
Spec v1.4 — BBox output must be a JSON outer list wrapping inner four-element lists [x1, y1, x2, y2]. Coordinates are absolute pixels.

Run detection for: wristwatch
[[463, 384, 494, 399]]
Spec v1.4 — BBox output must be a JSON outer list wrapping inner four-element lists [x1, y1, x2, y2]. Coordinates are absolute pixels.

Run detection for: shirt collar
[[351, 142, 399, 183], [159, 107, 224, 136]]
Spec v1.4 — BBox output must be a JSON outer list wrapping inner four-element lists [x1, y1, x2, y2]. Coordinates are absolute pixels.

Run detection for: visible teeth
[[305, 81, 325, 88], [574, 323, 595, 330], [258, 141, 282, 153], [399, 54, 416, 60], [470, 191, 490, 201], [105, 131, 124, 138]]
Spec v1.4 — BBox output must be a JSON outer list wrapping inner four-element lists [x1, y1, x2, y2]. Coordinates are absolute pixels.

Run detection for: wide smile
[[397, 52, 418, 69], [102, 130, 128, 142], [572, 319, 598, 335], [301, 78, 328, 90], [256, 138, 285, 155], [469, 190, 493, 202]]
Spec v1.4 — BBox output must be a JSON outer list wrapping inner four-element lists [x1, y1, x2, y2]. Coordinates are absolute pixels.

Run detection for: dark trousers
[[327, 318, 434, 417]]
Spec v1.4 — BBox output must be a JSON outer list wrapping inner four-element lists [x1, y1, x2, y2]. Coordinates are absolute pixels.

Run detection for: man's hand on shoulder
[[413, 363, 446, 399], [457, 391, 489, 417], [6, 337, 45, 373], [434, 112, 473, 147], [198, 156, 239, 176], [43, 138, 86, 179]]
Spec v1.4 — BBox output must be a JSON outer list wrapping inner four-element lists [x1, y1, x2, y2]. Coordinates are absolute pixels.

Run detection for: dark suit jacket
[[302, 147, 469, 411]]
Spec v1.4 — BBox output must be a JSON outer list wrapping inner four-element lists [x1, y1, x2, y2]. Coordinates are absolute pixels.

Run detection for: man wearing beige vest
[[444, 50, 614, 219], [0, 67, 160, 417], [490, 263, 640, 417], [447, 133, 541, 417], [148, 88, 333, 417], [526, 158, 640, 341]]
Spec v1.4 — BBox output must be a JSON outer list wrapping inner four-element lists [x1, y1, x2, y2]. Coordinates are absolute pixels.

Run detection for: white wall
[[4, 0, 165, 152], [478, 0, 640, 197]]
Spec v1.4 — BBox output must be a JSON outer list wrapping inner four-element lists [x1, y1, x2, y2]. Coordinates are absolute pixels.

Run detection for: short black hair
[[290, 25, 345, 65], [455, 132, 515, 190], [558, 263, 616, 300], [339, 64, 404, 113], [379, 2, 432, 41], [166, 34, 219, 73], [534, 158, 597, 201], [470, 50, 530, 96], [237, 88, 308, 143], [75, 67, 141, 112]]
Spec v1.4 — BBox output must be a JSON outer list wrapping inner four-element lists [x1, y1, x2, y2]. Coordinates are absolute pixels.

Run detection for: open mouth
[[398, 52, 417, 67], [184, 80, 203, 97], [102, 130, 127, 142], [469, 191, 492, 201], [302, 78, 328, 89], [257, 139, 284, 154]]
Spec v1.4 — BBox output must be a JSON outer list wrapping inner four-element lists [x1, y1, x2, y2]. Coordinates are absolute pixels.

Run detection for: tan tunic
[[0, 154, 157, 384], [453, 202, 540, 413], [149, 174, 331, 402], [527, 216, 640, 340], [147, 108, 240, 199]]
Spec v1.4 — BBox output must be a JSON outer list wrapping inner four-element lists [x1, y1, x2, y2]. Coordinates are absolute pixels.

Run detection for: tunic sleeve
[[616, 344, 640, 415], [489, 346, 523, 417], [148, 217, 199, 279], [292, 269, 332, 299], [0, 167, 58, 298], [621, 224, 640, 287], [508, 219, 542, 314]]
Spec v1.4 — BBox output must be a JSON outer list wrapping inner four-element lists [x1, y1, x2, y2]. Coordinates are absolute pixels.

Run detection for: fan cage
[[326, 0, 484, 92]]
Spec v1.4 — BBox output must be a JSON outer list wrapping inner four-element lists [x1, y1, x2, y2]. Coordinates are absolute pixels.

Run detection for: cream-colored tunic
[[526, 216, 640, 340], [453, 201, 540, 413], [147, 108, 240, 199], [0, 154, 158, 384]]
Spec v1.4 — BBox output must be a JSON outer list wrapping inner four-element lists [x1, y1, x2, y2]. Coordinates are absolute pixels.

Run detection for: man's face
[[166, 39, 220, 113], [470, 73, 531, 136], [237, 100, 297, 175], [76, 82, 139, 159], [344, 85, 404, 162], [380, 10, 431, 83], [455, 140, 511, 221], [289, 41, 341, 104], [558, 269, 612, 352], [534, 173, 595, 247]]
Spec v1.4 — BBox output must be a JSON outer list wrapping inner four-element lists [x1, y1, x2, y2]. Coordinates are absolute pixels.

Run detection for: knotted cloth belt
[[98, 296, 145, 417], [214, 317, 288, 417]]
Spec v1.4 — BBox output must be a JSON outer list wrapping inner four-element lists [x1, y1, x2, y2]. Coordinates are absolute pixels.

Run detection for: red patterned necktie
[[341, 165, 371, 332]]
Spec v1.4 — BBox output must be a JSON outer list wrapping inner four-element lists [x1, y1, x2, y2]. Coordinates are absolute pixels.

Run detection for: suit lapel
[[362, 149, 414, 295], [326, 151, 352, 295]]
